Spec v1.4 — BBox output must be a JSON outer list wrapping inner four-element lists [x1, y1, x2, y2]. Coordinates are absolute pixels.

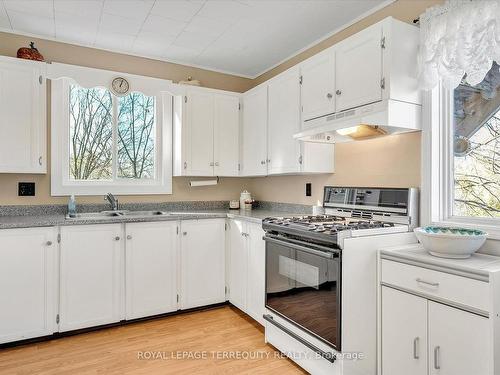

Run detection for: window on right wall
[[453, 63, 500, 218]]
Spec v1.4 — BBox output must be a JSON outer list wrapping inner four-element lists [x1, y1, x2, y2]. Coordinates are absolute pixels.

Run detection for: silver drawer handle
[[413, 337, 419, 359], [126, 235, 132, 240], [416, 278, 439, 287], [114, 236, 120, 241], [46, 241, 53, 246], [434, 346, 441, 369]]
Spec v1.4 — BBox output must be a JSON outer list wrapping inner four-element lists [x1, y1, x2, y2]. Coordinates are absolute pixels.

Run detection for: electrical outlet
[[18, 182, 35, 196], [306, 183, 312, 197]]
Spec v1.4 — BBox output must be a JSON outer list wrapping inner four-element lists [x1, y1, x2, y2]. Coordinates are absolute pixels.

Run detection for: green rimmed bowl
[[414, 226, 487, 259]]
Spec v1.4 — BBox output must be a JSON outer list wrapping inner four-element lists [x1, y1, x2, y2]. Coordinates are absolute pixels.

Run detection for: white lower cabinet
[[59, 224, 123, 332], [428, 301, 490, 375], [228, 219, 266, 325], [381, 285, 491, 375], [0, 227, 57, 344], [125, 222, 178, 320], [381, 287, 427, 375], [180, 219, 226, 309]]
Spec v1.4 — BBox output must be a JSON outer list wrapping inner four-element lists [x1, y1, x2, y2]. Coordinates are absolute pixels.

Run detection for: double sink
[[65, 210, 217, 220]]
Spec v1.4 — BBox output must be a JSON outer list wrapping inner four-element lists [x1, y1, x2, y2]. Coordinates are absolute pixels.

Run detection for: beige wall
[[0, 0, 438, 206], [248, 132, 421, 205]]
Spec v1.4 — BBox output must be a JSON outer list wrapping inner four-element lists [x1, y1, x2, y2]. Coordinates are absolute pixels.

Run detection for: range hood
[[294, 99, 421, 143]]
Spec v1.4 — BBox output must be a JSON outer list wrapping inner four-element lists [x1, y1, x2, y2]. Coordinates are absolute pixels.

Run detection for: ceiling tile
[[160, 44, 200, 62], [4, 0, 389, 77], [55, 17, 99, 46], [133, 30, 175, 56], [141, 14, 186, 37], [103, 0, 153, 21], [173, 30, 217, 51], [95, 31, 135, 52], [150, 0, 203, 23], [0, 4, 11, 29], [4, 0, 54, 18], [196, 0, 250, 21], [54, 0, 103, 19], [99, 12, 144, 35], [9, 10, 55, 38], [185, 15, 233, 36]]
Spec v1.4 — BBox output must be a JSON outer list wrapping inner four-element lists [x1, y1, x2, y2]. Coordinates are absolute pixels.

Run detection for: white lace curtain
[[419, 0, 500, 90]]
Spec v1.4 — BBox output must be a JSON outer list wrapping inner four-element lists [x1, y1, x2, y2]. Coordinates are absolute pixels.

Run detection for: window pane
[[453, 63, 500, 218], [117, 92, 156, 179], [69, 85, 113, 180]]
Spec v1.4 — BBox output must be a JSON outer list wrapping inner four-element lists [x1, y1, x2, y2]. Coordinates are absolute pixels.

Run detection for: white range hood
[[294, 99, 422, 143]]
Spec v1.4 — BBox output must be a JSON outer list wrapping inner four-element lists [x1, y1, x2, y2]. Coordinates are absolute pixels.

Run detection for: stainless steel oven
[[264, 233, 341, 351]]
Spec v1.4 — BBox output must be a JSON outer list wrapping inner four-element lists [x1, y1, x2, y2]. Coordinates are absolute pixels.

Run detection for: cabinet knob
[[210, 162, 214, 166], [184, 162, 187, 170], [215, 162, 219, 166], [183, 232, 187, 236], [114, 236, 120, 241], [126, 235, 132, 240], [46, 241, 52, 246], [326, 93, 333, 99], [336, 90, 342, 96], [261, 160, 265, 165]]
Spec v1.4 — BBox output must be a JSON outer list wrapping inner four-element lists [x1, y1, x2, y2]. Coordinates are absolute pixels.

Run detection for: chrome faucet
[[104, 193, 119, 211]]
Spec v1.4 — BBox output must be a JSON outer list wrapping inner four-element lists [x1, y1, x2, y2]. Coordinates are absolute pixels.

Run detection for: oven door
[[265, 234, 341, 350]]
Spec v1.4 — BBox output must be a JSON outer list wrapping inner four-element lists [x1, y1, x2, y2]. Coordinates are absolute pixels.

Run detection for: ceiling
[[0, 0, 390, 78]]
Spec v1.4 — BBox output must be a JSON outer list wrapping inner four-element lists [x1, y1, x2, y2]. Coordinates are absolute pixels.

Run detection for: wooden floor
[[0, 306, 306, 375]]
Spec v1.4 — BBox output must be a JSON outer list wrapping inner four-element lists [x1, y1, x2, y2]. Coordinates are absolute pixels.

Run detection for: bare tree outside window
[[117, 93, 155, 179], [69, 85, 112, 180], [453, 63, 500, 218], [68, 85, 156, 182]]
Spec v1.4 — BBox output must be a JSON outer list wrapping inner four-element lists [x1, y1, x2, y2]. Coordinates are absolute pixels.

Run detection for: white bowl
[[414, 227, 487, 259]]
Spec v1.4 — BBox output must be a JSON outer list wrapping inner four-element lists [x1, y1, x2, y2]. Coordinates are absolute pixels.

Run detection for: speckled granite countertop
[[0, 207, 304, 230]]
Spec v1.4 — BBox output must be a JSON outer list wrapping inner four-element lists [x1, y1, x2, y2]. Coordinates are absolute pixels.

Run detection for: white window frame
[[50, 63, 173, 196], [421, 84, 500, 239]]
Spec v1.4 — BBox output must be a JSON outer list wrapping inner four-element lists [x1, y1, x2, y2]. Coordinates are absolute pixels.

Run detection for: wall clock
[[111, 77, 130, 96]]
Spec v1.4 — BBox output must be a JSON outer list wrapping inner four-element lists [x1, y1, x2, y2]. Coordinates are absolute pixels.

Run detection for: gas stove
[[262, 187, 418, 249]]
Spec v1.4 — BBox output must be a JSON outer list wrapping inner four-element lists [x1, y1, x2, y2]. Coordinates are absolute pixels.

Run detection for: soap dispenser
[[68, 195, 76, 218]]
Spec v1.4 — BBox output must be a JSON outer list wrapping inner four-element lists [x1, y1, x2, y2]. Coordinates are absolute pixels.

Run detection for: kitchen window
[[51, 64, 172, 195], [423, 63, 500, 236]]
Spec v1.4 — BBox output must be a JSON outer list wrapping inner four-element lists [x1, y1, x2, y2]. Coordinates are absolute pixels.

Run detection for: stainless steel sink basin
[[65, 210, 167, 220]]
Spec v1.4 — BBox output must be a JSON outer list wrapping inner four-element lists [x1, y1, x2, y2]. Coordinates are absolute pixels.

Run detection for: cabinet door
[[335, 24, 382, 111], [428, 301, 490, 375], [267, 67, 301, 175], [0, 227, 57, 344], [381, 286, 427, 375], [125, 222, 178, 320], [59, 224, 122, 332], [180, 219, 225, 309], [228, 219, 247, 311], [246, 223, 266, 325], [300, 51, 335, 122], [0, 57, 46, 173], [241, 85, 268, 176], [185, 91, 214, 176], [214, 94, 239, 176]]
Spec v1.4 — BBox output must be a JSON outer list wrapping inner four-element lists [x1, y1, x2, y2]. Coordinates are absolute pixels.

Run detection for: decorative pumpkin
[[17, 42, 44, 61]]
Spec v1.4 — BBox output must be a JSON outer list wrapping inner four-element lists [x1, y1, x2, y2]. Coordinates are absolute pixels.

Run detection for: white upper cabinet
[[0, 56, 46, 173], [300, 50, 335, 122], [0, 227, 57, 344], [173, 87, 240, 177], [185, 90, 214, 176], [335, 22, 383, 112], [214, 94, 239, 176], [299, 17, 420, 127], [267, 67, 302, 175], [241, 84, 268, 176], [125, 222, 178, 320]]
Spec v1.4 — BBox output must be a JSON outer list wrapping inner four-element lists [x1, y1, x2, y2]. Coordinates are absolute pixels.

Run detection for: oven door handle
[[264, 236, 335, 259], [263, 314, 336, 363]]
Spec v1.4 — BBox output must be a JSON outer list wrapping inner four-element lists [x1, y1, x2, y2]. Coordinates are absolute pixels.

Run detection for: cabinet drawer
[[381, 259, 489, 312]]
